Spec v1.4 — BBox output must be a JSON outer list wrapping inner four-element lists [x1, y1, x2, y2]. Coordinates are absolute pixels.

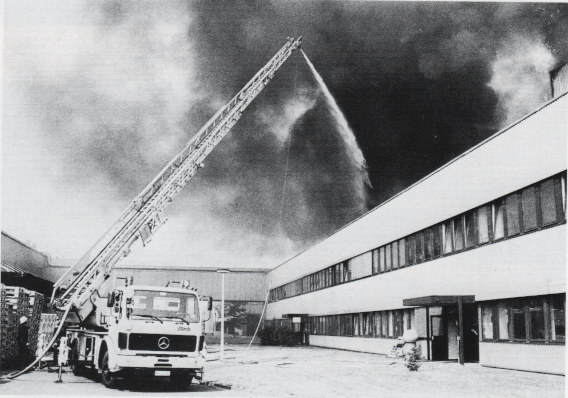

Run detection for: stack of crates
[[0, 285, 21, 364], [36, 313, 59, 358], [27, 291, 45, 355]]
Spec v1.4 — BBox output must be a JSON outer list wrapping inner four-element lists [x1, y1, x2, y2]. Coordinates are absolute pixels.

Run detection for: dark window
[[424, 228, 433, 260], [551, 294, 565, 342], [385, 244, 392, 271], [511, 300, 526, 340], [393, 311, 403, 338], [506, 193, 521, 236], [433, 224, 443, 257], [529, 298, 545, 340], [444, 220, 453, 254], [415, 232, 424, 263], [477, 205, 490, 244], [465, 211, 476, 248], [540, 179, 558, 225], [522, 187, 538, 231], [454, 216, 465, 251], [407, 235, 416, 265]]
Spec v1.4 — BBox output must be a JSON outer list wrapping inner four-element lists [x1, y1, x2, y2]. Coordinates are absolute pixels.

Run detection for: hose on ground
[[7, 304, 72, 379]]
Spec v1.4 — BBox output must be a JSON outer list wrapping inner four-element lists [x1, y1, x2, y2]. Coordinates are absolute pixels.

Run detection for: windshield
[[130, 290, 199, 323]]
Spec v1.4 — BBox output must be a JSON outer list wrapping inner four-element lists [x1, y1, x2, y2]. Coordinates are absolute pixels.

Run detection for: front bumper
[[115, 353, 205, 370]]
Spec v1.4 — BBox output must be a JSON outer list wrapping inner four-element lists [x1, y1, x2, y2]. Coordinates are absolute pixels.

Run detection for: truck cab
[[68, 279, 212, 388]]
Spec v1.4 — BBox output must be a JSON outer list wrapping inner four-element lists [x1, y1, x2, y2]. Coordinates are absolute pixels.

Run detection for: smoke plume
[[3, 1, 567, 268]]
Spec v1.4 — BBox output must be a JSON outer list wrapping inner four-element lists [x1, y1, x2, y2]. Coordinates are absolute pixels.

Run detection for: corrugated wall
[[113, 267, 268, 302]]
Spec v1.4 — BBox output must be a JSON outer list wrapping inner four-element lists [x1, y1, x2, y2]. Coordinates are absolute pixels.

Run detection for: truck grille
[[128, 333, 197, 352]]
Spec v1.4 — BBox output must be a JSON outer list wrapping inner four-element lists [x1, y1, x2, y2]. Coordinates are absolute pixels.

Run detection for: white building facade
[[266, 86, 567, 374]]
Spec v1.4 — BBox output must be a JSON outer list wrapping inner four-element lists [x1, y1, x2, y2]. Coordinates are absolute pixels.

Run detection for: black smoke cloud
[[18, 1, 568, 267]]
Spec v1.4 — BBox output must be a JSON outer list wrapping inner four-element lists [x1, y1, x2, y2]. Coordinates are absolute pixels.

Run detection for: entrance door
[[463, 304, 479, 362], [430, 315, 448, 361]]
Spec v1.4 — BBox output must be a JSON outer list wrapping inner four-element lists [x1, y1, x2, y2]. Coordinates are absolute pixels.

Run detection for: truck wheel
[[70, 341, 83, 376], [101, 352, 118, 389]]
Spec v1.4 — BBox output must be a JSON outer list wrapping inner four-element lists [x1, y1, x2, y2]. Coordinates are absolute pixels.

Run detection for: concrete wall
[[268, 93, 567, 288], [480, 342, 564, 375]]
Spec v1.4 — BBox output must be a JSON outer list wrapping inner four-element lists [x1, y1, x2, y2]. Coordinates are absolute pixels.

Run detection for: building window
[[521, 186, 538, 231], [373, 312, 381, 337], [453, 215, 465, 251], [372, 249, 379, 275], [511, 299, 527, 340], [540, 179, 558, 225], [414, 232, 424, 263], [477, 205, 491, 244], [424, 228, 433, 260], [392, 241, 399, 270], [493, 200, 505, 240], [407, 235, 416, 265], [388, 311, 394, 338], [379, 247, 386, 273], [398, 239, 406, 267], [415, 232, 424, 263], [551, 295, 565, 342], [432, 225, 442, 257], [506, 193, 521, 236], [497, 302, 509, 340], [381, 311, 389, 337], [481, 303, 494, 340], [529, 298, 546, 340], [385, 244, 392, 271], [443, 220, 453, 254], [363, 312, 373, 336], [403, 309, 413, 331], [393, 310, 403, 338], [465, 211, 476, 248]]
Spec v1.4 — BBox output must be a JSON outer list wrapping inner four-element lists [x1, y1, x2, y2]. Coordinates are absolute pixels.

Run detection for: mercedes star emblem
[[158, 336, 170, 350]]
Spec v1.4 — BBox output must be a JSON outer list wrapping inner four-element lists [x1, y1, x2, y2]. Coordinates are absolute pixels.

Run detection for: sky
[[3, 1, 567, 270]]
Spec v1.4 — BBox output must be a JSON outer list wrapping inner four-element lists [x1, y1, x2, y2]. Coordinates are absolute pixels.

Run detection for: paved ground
[[1, 344, 564, 397]]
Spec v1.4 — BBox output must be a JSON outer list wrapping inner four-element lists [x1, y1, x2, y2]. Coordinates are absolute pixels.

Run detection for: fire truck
[[10, 37, 302, 388]]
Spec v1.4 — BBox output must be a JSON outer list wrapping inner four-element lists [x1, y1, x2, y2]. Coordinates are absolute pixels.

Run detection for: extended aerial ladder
[[51, 37, 302, 322]]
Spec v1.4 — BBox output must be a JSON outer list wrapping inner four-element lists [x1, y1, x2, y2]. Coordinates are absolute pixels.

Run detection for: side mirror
[[207, 297, 213, 311]]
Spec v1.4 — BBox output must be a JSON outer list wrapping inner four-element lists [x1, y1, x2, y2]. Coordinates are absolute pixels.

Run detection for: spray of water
[[301, 50, 371, 190]]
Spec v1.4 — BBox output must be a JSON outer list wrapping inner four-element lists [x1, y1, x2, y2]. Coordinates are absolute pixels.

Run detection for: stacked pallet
[[27, 291, 45, 355], [36, 313, 59, 357], [0, 285, 21, 363]]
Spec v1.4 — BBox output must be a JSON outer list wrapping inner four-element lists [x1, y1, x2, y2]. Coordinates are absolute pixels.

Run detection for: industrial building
[[265, 66, 567, 375]]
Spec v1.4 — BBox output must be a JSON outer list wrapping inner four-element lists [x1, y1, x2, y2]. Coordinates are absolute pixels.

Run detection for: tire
[[70, 341, 82, 376], [101, 351, 119, 389]]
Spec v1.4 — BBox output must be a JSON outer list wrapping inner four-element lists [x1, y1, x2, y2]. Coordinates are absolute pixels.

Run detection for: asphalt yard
[[1, 344, 564, 397]]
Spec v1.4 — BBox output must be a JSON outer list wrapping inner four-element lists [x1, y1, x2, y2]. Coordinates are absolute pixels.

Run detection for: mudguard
[[100, 336, 120, 372]]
